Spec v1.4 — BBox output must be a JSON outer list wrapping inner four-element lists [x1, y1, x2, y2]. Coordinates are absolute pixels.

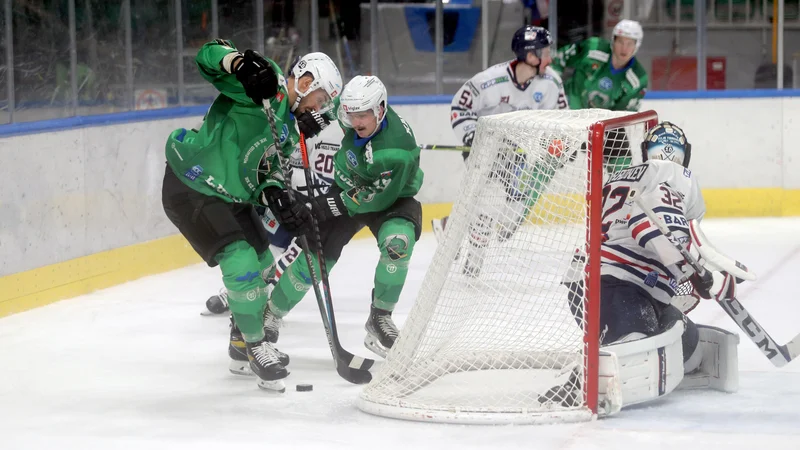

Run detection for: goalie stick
[[633, 195, 800, 368], [262, 101, 373, 384]]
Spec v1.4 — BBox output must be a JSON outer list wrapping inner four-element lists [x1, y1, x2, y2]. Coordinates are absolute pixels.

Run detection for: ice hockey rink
[[2, 217, 800, 450]]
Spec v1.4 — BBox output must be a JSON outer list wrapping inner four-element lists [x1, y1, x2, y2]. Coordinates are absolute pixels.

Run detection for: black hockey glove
[[308, 191, 347, 222], [296, 110, 331, 138], [261, 187, 312, 235], [462, 131, 475, 161], [689, 268, 714, 300], [234, 50, 279, 105]]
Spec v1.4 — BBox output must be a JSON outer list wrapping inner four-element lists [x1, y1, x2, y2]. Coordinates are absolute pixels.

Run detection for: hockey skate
[[246, 338, 289, 393], [263, 301, 283, 344], [364, 303, 399, 358], [202, 289, 230, 315], [229, 317, 289, 376]]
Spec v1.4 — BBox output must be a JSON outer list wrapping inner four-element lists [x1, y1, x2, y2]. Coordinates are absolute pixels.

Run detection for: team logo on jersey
[[644, 271, 659, 288], [279, 123, 289, 143], [683, 167, 692, 178], [276, 91, 285, 102], [534, 92, 543, 103], [599, 77, 613, 90], [500, 96, 510, 103], [183, 164, 203, 181], [346, 150, 359, 167]]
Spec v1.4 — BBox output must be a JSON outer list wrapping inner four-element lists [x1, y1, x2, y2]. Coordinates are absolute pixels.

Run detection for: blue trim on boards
[[1, 89, 799, 137]]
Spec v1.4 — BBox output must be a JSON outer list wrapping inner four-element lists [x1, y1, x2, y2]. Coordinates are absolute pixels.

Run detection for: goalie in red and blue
[[553, 122, 748, 413]]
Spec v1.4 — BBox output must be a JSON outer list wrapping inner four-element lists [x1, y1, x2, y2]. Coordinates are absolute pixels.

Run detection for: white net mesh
[[358, 109, 652, 424]]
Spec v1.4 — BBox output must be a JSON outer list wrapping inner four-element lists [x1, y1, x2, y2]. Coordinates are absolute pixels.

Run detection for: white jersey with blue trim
[[288, 123, 342, 197], [600, 160, 706, 304], [450, 60, 568, 145]]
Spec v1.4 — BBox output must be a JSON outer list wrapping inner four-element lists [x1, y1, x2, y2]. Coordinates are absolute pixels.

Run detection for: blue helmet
[[511, 26, 552, 62], [640, 121, 692, 167]]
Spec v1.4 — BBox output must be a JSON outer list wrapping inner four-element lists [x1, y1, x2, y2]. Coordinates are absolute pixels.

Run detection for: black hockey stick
[[297, 132, 375, 383], [633, 195, 800, 368], [261, 100, 373, 384]]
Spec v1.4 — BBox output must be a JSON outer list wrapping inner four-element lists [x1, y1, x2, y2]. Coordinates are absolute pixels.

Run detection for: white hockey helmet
[[612, 19, 643, 54], [290, 52, 343, 113], [337, 75, 388, 136]]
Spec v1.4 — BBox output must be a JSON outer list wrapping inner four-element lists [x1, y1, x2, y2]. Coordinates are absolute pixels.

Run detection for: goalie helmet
[[641, 121, 692, 167], [612, 20, 643, 54], [511, 26, 552, 62], [337, 75, 388, 136], [289, 52, 343, 113]]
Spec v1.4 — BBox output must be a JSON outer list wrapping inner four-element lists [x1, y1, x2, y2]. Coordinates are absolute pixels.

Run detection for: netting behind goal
[[358, 109, 659, 424]]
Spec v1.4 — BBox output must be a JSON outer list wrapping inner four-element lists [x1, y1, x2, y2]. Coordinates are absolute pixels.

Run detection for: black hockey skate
[[364, 303, 399, 358], [263, 302, 283, 344], [246, 338, 289, 393], [229, 317, 289, 376], [537, 367, 581, 408]]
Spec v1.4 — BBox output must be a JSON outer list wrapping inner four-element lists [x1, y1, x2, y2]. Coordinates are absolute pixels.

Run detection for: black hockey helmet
[[511, 26, 553, 62], [641, 121, 692, 167]]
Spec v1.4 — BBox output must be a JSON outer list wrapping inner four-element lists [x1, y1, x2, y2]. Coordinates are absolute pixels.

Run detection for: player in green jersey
[[552, 20, 648, 112], [552, 20, 648, 172], [161, 39, 342, 392], [262, 75, 424, 359]]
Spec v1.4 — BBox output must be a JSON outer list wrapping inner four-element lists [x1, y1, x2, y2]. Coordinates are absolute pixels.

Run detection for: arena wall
[[2, 92, 799, 316]]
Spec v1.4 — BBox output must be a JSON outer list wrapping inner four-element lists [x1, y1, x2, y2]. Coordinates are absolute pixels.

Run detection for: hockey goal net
[[357, 109, 659, 424]]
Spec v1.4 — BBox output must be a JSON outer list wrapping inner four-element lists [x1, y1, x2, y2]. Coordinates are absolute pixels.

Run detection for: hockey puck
[[296, 384, 313, 392], [204, 294, 229, 315]]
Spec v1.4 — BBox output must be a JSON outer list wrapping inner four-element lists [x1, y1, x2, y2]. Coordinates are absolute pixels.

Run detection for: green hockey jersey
[[333, 106, 424, 215], [552, 37, 648, 111], [164, 40, 299, 204]]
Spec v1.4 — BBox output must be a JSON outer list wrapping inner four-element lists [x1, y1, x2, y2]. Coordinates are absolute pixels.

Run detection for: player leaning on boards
[[556, 122, 742, 412], [432, 26, 568, 263], [551, 19, 648, 112], [161, 38, 342, 392], [263, 75, 424, 359]]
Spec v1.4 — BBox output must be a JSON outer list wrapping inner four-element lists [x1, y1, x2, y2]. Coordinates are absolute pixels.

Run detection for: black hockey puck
[[296, 384, 313, 392]]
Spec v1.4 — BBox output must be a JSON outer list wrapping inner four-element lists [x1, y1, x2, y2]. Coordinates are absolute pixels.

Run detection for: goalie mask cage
[[357, 109, 659, 424]]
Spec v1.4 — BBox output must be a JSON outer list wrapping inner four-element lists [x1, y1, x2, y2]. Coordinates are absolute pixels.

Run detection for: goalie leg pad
[[601, 319, 686, 408], [678, 325, 740, 393]]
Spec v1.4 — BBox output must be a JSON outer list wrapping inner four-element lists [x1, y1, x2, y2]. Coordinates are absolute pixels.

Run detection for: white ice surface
[[2, 218, 800, 449]]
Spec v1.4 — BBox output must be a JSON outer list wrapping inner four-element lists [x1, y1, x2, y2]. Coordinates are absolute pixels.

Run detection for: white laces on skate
[[376, 315, 398, 339], [264, 312, 282, 334], [252, 342, 282, 366]]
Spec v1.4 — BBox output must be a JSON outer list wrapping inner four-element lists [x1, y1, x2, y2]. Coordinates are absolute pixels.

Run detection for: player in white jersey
[[432, 25, 569, 276], [550, 122, 742, 412], [203, 124, 342, 316]]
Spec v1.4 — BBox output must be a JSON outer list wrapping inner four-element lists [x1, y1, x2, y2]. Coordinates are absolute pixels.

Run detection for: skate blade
[[257, 378, 286, 393], [229, 360, 254, 376], [364, 335, 388, 359]]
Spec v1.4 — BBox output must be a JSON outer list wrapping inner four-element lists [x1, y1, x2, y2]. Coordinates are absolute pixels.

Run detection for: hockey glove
[[689, 269, 714, 299], [261, 187, 312, 235], [234, 50, 279, 105], [462, 131, 475, 161], [296, 110, 330, 139], [309, 191, 347, 222]]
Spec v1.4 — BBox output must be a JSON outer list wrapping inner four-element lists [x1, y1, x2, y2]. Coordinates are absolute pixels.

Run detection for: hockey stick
[[633, 196, 800, 368], [262, 101, 373, 383], [420, 144, 471, 152]]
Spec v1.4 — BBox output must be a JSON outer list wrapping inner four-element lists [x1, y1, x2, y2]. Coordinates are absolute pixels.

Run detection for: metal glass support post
[[370, 0, 378, 76], [124, 0, 134, 110], [256, 0, 264, 54], [211, 0, 219, 38], [4, 0, 14, 123], [696, 0, 707, 91], [175, 0, 184, 105], [311, 0, 319, 52], [435, 0, 443, 94], [69, 0, 78, 114], [549, 0, 557, 46], [778, 0, 785, 89], [482, 0, 488, 70]]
